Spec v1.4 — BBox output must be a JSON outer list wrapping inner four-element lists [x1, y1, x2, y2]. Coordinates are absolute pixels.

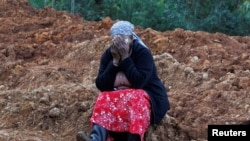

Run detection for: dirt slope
[[0, 0, 249, 141]]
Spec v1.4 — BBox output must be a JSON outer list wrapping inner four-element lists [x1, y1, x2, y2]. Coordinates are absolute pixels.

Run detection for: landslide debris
[[0, 0, 249, 141]]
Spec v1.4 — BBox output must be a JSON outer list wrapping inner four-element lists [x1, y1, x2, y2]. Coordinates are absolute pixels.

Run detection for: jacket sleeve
[[95, 49, 119, 91], [119, 47, 154, 88]]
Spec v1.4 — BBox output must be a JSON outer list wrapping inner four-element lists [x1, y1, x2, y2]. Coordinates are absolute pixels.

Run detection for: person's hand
[[113, 35, 130, 61], [110, 42, 120, 66], [114, 71, 131, 88]]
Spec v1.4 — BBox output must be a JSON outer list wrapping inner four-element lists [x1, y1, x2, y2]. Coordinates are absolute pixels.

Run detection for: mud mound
[[0, 0, 250, 141]]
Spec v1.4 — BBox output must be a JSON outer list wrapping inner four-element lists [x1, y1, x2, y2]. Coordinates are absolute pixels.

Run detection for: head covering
[[110, 21, 134, 37], [132, 32, 148, 49], [110, 21, 149, 49]]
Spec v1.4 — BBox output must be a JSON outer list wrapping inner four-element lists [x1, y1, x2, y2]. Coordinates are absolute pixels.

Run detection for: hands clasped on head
[[110, 35, 132, 66]]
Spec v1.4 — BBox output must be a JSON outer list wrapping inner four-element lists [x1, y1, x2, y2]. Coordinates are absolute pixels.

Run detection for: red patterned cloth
[[90, 89, 151, 141]]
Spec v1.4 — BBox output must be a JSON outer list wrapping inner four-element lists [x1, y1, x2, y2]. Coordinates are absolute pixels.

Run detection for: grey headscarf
[[110, 21, 134, 37], [110, 21, 148, 48]]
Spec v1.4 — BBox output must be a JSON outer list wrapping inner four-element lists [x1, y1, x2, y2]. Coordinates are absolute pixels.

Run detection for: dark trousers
[[109, 131, 141, 141]]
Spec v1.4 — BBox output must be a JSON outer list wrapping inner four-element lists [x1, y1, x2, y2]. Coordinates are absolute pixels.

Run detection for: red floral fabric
[[90, 89, 151, 141]]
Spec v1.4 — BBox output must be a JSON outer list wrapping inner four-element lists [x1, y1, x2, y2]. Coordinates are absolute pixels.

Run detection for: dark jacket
[[95, 38, 170, 125]]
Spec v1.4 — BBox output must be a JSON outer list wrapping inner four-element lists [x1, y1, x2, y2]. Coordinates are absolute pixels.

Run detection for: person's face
[[123, 35, 133, 46], [111, 34, 133, 48]]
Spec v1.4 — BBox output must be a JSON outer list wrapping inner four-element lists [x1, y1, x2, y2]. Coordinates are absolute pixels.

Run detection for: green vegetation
[[28, 0, 250, 36]]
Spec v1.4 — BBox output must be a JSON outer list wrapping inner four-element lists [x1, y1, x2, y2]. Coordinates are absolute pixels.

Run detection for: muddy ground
[[0, 1, 249, 141]]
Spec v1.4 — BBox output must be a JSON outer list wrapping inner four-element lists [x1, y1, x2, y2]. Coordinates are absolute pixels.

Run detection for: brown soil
[[0, 0, 249, 141]]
